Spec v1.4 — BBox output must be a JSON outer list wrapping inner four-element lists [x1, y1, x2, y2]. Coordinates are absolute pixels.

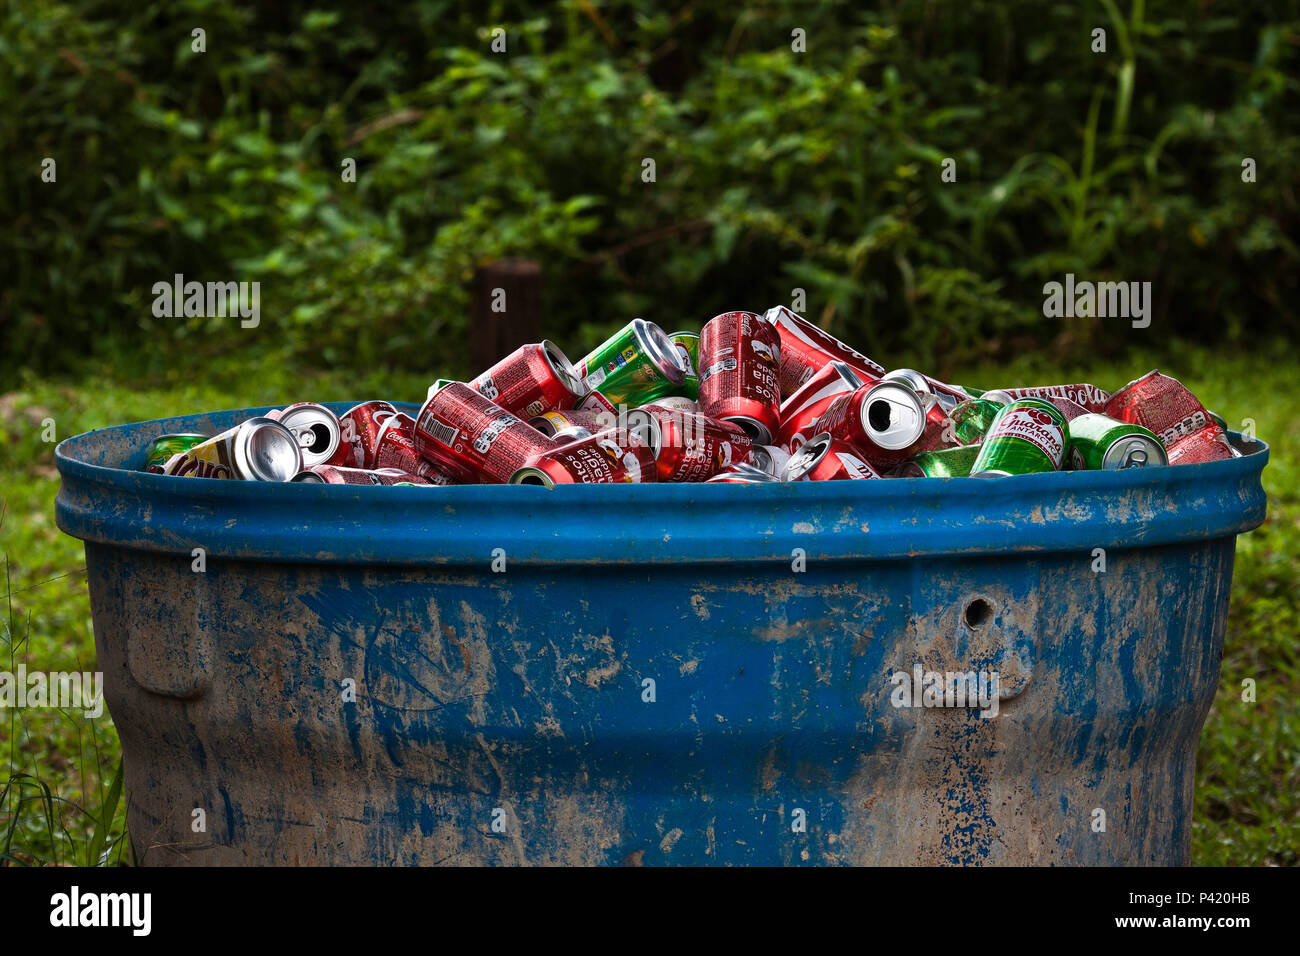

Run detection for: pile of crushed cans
[[143, 306, 1242, 486]]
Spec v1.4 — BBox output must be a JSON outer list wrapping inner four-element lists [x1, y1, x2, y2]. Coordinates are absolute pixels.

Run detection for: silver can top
[[624, 408, 662, 458], [882, 368, 930, 394], [232, 418, 302, 482], [783, 432, 832, 481], [541, 340, 586, 397], [1102, 433, 1169, 469], [862, 381, 927, 449], [277, 403, 341, 468], [632, 319, 687, 384]]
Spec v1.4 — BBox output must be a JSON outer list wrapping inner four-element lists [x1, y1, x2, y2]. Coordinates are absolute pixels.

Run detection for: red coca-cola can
[[989, 383, 1111, 413], [291, 465, 430, 485], [783, 432, 883, 481], [777, 361, 864, 451], [472, 340, 586, 418], [511, 429, 656, 486], [338, 400, 401, 469], [698, 311, 782, 444], [761, 305, 886, 397], [1104, 370, 1233, 463], [812, 381, 952, 467], [1166, 425, 1236, 465], [373, 413, 455, 485], [413, 382, 555, 484], [626, 405, 755, 482]]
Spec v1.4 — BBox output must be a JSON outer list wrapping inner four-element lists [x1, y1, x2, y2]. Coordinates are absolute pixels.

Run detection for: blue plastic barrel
[[56, 402, 1268, 865]]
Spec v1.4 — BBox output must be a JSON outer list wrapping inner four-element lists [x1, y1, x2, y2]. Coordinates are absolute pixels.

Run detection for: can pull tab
[[1122, 448, 1149, 468]]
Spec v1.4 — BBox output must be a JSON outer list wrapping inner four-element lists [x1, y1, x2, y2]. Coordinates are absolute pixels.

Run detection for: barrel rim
[[55, 401, 1270, 566]]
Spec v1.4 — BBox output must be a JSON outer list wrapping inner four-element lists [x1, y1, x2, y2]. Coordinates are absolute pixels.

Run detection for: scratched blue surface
[[57, 405, 1268, 865]]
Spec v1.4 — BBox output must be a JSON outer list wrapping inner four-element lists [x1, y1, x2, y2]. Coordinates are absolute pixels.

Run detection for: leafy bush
[[3, 0, 1297, 382]]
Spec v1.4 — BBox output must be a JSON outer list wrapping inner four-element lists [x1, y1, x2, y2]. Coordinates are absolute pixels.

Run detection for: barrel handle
[[125, 561, 212, 699]]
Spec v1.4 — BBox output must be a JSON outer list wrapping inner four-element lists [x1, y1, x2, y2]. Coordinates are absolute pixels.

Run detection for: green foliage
[[4, 1, 1297, 380]]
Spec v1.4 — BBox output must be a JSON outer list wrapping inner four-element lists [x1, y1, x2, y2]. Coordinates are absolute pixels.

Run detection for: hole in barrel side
[[963, 598, 993, 630]]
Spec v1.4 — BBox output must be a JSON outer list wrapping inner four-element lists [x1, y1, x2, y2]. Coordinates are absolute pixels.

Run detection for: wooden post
[[470, 259, 543, 373]]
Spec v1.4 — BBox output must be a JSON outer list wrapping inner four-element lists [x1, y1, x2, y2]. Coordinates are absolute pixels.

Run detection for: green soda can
[[1207, 409, 1228, 432], [894, 443, 982, 478], [669, 331, 699, 400], [1066, 413, 1167, 470], [428, 379, 456, 399], [575, 318, 687, 406], [144, 433, 208, 473], [970, 398, 1068, 477], [948, 397, 1008, 445], [952, 384, 986, 398]]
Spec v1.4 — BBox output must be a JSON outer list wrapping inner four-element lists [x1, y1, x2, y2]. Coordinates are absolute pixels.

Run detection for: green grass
[[0, 343, 1295, 865]]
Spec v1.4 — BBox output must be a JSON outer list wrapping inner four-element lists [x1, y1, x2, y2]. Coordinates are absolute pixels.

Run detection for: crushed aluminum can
[[511, 429, 656, 486], [413, 382, 555, 484], [292, 466, 430, 485], [164, 417, 302, 481], [782, 432, 883, 481]]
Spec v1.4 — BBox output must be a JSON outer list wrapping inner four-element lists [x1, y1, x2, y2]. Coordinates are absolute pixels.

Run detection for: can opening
[[963, 598, 993, 629], [635, 319, 687, 383], [301, 422, 333, 453], [509, 465, 555, 487], [625, 409, 661, 457], [868, 399, 893, 432], [543, 340, 585, 396], [724, 416, 771, 444]]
